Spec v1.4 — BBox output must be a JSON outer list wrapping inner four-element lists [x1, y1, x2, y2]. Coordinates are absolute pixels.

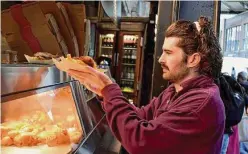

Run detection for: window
[[225, 25, 241, 52], [231, 27, 236, 51], [121, 1, 150, 17], [244, 23, 248, 50], [226, 28, 231, 51], [236, 26, 241, 51]]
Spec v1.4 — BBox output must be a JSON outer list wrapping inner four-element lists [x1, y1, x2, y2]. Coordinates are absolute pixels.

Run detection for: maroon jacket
[[101, 75, 225, 154]]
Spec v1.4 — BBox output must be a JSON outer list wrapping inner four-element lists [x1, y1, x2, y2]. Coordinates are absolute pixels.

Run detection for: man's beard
[[162, 62, 190, 83]]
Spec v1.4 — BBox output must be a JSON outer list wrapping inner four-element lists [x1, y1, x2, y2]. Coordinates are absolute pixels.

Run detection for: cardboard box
[[1, 1, 75, 62], [38, 2, 75, 56], [56, 2, 79, 57], [63, 3, 86, 56], [4, 32, 33, 61]]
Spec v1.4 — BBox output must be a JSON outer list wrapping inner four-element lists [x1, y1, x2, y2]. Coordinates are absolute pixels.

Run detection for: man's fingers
[[70, 65, 98, 74], [68, 71, 89, 81], [68, 71, 101, 95], [68, 69, 101, 82], [68, 70, 99, 85]]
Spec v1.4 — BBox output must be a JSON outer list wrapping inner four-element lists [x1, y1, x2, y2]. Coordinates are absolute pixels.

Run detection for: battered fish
[[1, 136, 13, 146], [13, 132, 38, 146]]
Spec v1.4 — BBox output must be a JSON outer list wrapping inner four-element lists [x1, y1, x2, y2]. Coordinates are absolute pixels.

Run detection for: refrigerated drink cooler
[[98, 34, 115, 59], [96, 30, 143, 106], [1, 64, 120, 154], [117, 32, 143, 105], [96, 32, 117, 76]]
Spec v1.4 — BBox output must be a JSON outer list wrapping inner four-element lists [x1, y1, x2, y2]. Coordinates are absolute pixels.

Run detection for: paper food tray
[[25, 55, 54, 65], [53, 58, 106, 73], [57, 3, 79, 57]]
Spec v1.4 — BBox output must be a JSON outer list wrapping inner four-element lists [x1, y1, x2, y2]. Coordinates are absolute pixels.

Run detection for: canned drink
[[1, 53, 10, 64], [5, 50, 18, 63], [1, 50, 12, 64], [9, 50, 18, 63]]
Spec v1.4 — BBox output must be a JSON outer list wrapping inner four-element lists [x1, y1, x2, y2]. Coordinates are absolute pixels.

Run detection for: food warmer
[[1, 64, 118, 154]]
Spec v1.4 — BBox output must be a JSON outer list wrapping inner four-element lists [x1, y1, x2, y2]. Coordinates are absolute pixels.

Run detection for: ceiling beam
[[222, 1, 233, 11], [240, 2, 248, 10], [220, 10, 243, 14]]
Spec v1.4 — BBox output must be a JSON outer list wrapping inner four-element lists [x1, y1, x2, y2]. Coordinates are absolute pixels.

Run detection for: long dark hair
[[165, 16, 223, 79]]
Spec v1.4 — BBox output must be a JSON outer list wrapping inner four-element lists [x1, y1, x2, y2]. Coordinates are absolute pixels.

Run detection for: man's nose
[[158, 53, 165, 64]]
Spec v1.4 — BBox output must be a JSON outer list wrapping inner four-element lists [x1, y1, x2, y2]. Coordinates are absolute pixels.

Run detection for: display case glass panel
[[1, 83, 84, 154]]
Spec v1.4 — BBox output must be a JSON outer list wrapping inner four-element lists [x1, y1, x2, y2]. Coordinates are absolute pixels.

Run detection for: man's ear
[[187, 53, 201, 68]]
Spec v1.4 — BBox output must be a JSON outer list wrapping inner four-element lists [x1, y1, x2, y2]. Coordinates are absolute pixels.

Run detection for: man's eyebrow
[[162, 48, 173, 52]]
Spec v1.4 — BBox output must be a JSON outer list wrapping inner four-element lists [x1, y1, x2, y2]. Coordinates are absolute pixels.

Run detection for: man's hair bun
[[198, 16, 211, 30]]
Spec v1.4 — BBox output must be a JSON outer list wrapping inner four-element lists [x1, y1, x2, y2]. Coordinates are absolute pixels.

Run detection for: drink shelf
[[122, 63, 136, 66], [123, 47, 137, 50], [121, 78, 135, 82], [101, 46, 113, 49], [121, 90, 135, 94], [100, 54, 112, 58]]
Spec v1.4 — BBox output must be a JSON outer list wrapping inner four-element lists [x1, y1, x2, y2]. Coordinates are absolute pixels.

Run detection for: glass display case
[[1, 83, 84, 154], [1, 64, 118, 154]]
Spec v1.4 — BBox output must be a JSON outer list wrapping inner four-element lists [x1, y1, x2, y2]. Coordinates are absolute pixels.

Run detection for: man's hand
[[67, 66, 113, 97]]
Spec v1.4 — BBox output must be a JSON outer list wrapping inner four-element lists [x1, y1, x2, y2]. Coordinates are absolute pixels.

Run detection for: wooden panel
[[120, 22, 145, 32]]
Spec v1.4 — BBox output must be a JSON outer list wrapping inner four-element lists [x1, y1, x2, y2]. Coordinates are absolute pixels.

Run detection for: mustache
[[161, 64, 169, 70]]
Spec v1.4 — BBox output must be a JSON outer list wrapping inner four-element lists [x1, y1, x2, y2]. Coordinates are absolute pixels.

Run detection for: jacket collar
[[167, 75, 214, 93]]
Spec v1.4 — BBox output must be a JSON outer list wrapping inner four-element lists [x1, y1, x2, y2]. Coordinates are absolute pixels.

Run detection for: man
[[66, 16, 225, 154], [237, 71, 248, 93], [237, 71, 248, 112], [236, 71, 248, 154]]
